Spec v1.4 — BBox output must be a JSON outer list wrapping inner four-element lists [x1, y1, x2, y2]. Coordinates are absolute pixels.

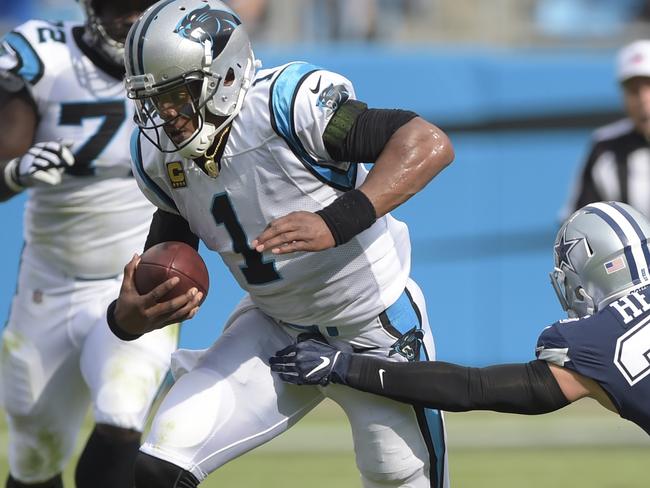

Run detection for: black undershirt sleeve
[[343, 356, 569, 415], [323, 100, 419, 163], [143, 209, 200, 251]]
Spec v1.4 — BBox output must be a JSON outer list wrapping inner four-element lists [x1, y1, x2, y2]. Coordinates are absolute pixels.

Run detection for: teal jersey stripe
[[3, 32, 44, 84], [270, 62, 357, 191]]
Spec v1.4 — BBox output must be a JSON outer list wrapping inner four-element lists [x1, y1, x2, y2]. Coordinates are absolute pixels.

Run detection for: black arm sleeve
[[144, 209, 200, 251], [343, 357, 569, 415], [323, 100, 418, 163]]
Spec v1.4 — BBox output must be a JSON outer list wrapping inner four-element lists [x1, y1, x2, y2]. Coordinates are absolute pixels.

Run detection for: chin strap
[[177, 118, 217, 160]]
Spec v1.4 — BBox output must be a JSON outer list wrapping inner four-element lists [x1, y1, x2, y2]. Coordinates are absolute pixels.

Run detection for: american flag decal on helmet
[[605, 256, 626, 274]]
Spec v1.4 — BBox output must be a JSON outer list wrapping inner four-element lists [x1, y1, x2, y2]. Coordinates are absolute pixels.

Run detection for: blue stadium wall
[[0, 46, 623, 365]]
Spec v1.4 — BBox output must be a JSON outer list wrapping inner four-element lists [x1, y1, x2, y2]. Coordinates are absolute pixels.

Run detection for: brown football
[[134, 241, 209, 304]]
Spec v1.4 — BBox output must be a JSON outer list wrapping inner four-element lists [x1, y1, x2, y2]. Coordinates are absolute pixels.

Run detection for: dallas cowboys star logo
[[554, 230, 584, 273]]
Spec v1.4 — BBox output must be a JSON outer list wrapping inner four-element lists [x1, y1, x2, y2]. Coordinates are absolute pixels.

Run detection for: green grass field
[[0, 399, 647, 487]]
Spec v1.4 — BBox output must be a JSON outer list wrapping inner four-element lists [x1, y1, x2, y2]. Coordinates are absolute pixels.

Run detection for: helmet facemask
[[550, 223, 596, 318], [550, 266, 595, 318], [80, 0, 155, 69], [127, 71, 221, 158]]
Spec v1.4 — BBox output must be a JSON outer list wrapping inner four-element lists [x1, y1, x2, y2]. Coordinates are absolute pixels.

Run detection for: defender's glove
[[4, 141, 74, 191], [270, 337, 351, 386]]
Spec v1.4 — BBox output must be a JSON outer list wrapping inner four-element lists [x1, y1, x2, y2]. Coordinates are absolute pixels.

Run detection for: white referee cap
[[617, 40, 650, 82]]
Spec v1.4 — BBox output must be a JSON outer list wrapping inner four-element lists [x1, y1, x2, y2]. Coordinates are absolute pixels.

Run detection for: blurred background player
[[271, 201, 650, 437], [106, 0, 454, 486], [564, 40, 650, 217], [0, 1, 179, 487]]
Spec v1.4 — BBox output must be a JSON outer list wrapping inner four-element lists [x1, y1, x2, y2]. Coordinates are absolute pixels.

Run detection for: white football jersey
[[133, 62, 411, 327], [0, 20, 155, 278]]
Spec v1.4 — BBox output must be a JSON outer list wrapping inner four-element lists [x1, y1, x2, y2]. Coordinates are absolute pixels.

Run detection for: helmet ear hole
[[224, 68, 235, 86]]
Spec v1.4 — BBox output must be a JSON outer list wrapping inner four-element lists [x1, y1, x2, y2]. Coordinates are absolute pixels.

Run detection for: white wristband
[[3, 158, 24, 193]]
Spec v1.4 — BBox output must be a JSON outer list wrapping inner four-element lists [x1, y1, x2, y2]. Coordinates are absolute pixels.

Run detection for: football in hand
[[134, 241, 209, 304]]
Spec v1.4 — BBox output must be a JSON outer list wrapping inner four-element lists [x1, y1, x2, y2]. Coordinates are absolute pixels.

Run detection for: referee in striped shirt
[[565, 40, 650, 217]]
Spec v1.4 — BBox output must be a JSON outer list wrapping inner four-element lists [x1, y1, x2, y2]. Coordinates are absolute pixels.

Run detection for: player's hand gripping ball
[[135, 241, 209, 304]]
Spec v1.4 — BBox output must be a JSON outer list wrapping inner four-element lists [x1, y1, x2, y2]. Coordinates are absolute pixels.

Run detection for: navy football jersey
[[537, 286, 650, 435]]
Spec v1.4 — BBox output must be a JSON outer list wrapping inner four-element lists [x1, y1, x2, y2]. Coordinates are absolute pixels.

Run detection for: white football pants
[[1, 247, 178, 483], [142, 278, 449, 488]]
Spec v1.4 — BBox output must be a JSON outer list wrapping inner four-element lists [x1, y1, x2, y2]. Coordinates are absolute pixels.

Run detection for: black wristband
[[316, 189, 377, 246], [106, 299, 143, 342]]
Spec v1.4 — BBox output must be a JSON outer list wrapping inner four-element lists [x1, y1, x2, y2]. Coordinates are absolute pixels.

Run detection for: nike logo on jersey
[[378, 369, 386, 389], [351, 345, 379, 354], [309, 76, 322, 94], [305, 356, 331, 378]]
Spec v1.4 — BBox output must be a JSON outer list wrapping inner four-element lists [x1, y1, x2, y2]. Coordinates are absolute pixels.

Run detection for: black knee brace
[[75, 425, 141, 488], [6, 474, 63, 488], [134, 453, 199, 488]]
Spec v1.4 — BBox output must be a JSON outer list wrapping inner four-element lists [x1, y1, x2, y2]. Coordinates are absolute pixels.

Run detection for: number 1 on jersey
[[211, 193, 281, 285]]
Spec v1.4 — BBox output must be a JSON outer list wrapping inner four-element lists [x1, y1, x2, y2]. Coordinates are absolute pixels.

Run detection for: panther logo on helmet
[[173, 5, 241, 58]]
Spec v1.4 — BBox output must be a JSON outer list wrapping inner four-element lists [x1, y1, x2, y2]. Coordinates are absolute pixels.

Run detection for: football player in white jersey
[[107, 1, 455, 487], [0, 1, 179, 487]]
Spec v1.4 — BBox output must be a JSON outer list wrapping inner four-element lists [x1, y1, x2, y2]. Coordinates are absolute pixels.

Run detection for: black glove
[[270, 337, 351, 386]]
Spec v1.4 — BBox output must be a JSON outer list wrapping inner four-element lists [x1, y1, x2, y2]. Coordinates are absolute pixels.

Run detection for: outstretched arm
[[270, 339, 570, 415], [344, 355, 569, 414], [546, 362, 617, 413]]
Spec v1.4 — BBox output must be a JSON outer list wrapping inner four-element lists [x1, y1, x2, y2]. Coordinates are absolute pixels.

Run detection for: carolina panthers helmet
[[79, 0, 157, 68], [550, 201, 650, 318], [124, 0, 256, 158]]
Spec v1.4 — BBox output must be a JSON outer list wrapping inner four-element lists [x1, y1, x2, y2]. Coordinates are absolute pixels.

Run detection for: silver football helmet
[[124, 0, 256, 158], [79, 0, 157, 68], [550, 201, 650, 318]]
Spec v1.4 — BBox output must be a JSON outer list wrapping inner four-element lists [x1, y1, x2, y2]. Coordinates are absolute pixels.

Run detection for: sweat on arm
[[315, 100, 421, 246]]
